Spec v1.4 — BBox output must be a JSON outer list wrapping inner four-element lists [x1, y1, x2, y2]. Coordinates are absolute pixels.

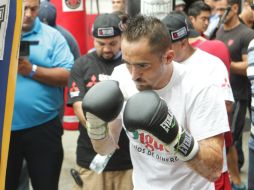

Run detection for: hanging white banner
[[0, 0, 9, 60], [141, 0, 173, 20]]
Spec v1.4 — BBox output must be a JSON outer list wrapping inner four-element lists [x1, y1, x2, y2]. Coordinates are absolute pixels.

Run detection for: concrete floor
[[59, 130, 79, 190]]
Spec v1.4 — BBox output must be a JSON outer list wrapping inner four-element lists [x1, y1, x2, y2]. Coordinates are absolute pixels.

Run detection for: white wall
[[85, 0, 112, 15]]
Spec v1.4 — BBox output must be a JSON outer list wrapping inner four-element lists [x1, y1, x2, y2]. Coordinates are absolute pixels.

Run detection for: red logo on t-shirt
[[131, 131, 170, 153], [86, 75, 98, 88], [69, 82, 79, 92], [221, 78, 230, 88], [227, 39, 234, 47]]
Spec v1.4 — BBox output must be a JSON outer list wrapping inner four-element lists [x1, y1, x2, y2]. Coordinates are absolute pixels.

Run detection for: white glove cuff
[[173, 126, 199, 162]]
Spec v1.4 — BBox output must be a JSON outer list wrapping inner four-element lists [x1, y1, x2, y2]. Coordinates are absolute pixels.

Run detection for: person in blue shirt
[[38, 0, 80, 61], [5, 0, 74, 190]]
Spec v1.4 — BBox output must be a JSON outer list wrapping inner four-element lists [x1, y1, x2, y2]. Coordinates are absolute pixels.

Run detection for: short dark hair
[[122, 15, 171, 55], [188, 1, 211, 17]]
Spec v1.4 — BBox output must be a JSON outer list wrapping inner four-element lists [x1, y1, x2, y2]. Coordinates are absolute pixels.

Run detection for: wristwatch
[[29, 64, 37, 78]]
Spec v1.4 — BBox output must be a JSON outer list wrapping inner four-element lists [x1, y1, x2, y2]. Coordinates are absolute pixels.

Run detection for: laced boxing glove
[[123, 90, 199, 161], [82, 80, 124, 140]]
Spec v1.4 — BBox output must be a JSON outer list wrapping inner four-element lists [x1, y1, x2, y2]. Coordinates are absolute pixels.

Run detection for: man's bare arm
[[73, 101, 87, 127], [91, 119, 122, 155], [230, 54, 248, 76], [187, 134, 224, 181], [18, 58, 70, 86]]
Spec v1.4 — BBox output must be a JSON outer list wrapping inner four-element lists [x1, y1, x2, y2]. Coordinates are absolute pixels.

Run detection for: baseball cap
[[92, 13, 122, 38], [162, 11, 199, 42], [175, 0, 186, 6], [38, 1, 57, 27]]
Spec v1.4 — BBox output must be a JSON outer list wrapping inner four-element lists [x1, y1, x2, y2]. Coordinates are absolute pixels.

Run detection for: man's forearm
[[230, 61, 247, 76], [91, 136, 117, 155], [187, 134, 224, 181], [73, 101, 87, 127], [91, 119, 122, 155], [33, 66, 70, 86]]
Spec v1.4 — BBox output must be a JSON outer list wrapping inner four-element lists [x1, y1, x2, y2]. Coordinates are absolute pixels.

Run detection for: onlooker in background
[[5, 0, 74, 189], [205, 0, 217, 9], [205, 0, 218, 15], [239, 0, 254, 29], [215, 0, 254, 189], [204, 0, 221, 39], [38, 0, 80, 60], [38, 0, 80, 126], [247, 38, 254, 190], [174, 0, 186, 11], [112, 0, 126, 13], [67, 13, 133, 190], [188, 1, 211, 38], [186, 12, 245, 190], [162, 11, 232, 190]]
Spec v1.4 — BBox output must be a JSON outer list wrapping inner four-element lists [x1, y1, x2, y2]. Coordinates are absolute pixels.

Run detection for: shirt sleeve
[[186, 84, 230, 141], [51, 30, 74, 70], [241, 29, 254, 55], [67, 58, 86, 106], [214, 59, 234, 102]]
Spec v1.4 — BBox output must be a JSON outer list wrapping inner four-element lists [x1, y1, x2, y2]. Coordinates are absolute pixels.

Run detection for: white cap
[[175, 0, 186, 6]]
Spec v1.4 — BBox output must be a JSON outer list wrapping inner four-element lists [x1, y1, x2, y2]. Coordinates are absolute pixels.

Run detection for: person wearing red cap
[[215, 3, 254, 189]]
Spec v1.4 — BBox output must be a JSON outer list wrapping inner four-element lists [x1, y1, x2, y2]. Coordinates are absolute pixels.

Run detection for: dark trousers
[[231, 100, 248, 170], [5, 117, 64, 190], [18, 160, 30, 190]]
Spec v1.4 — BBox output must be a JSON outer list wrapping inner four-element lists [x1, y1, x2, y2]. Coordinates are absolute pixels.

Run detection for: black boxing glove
[[82, 80, 124, 140], [123, 90, 199, 161]]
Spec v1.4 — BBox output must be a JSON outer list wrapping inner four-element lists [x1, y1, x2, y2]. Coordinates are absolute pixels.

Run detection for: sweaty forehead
[[121, 38, 154, 60]]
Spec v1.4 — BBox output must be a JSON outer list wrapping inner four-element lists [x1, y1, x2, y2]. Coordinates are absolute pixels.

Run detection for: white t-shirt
[[180, 48, 233, 173], [111, 62, 229, 190], [181, 48, 234, 102]]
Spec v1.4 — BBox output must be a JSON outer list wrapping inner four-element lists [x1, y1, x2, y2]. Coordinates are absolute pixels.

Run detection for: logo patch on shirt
[[227, 39, 234, 47], [86, 75, 98, 88], [99, 74, 110, 81], [221, 78, 230, 88], [69, 82, 80, 98], [97, 27, 114, 37]]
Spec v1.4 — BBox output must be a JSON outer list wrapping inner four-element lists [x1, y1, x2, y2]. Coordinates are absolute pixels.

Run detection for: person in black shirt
[[215, 0, 254, 189], [67, 13, 133, 190]]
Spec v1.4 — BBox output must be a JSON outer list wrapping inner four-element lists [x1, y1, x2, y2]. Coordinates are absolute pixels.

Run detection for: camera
[[19, 40, 39, 57], [19, 41, 30, 57]]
